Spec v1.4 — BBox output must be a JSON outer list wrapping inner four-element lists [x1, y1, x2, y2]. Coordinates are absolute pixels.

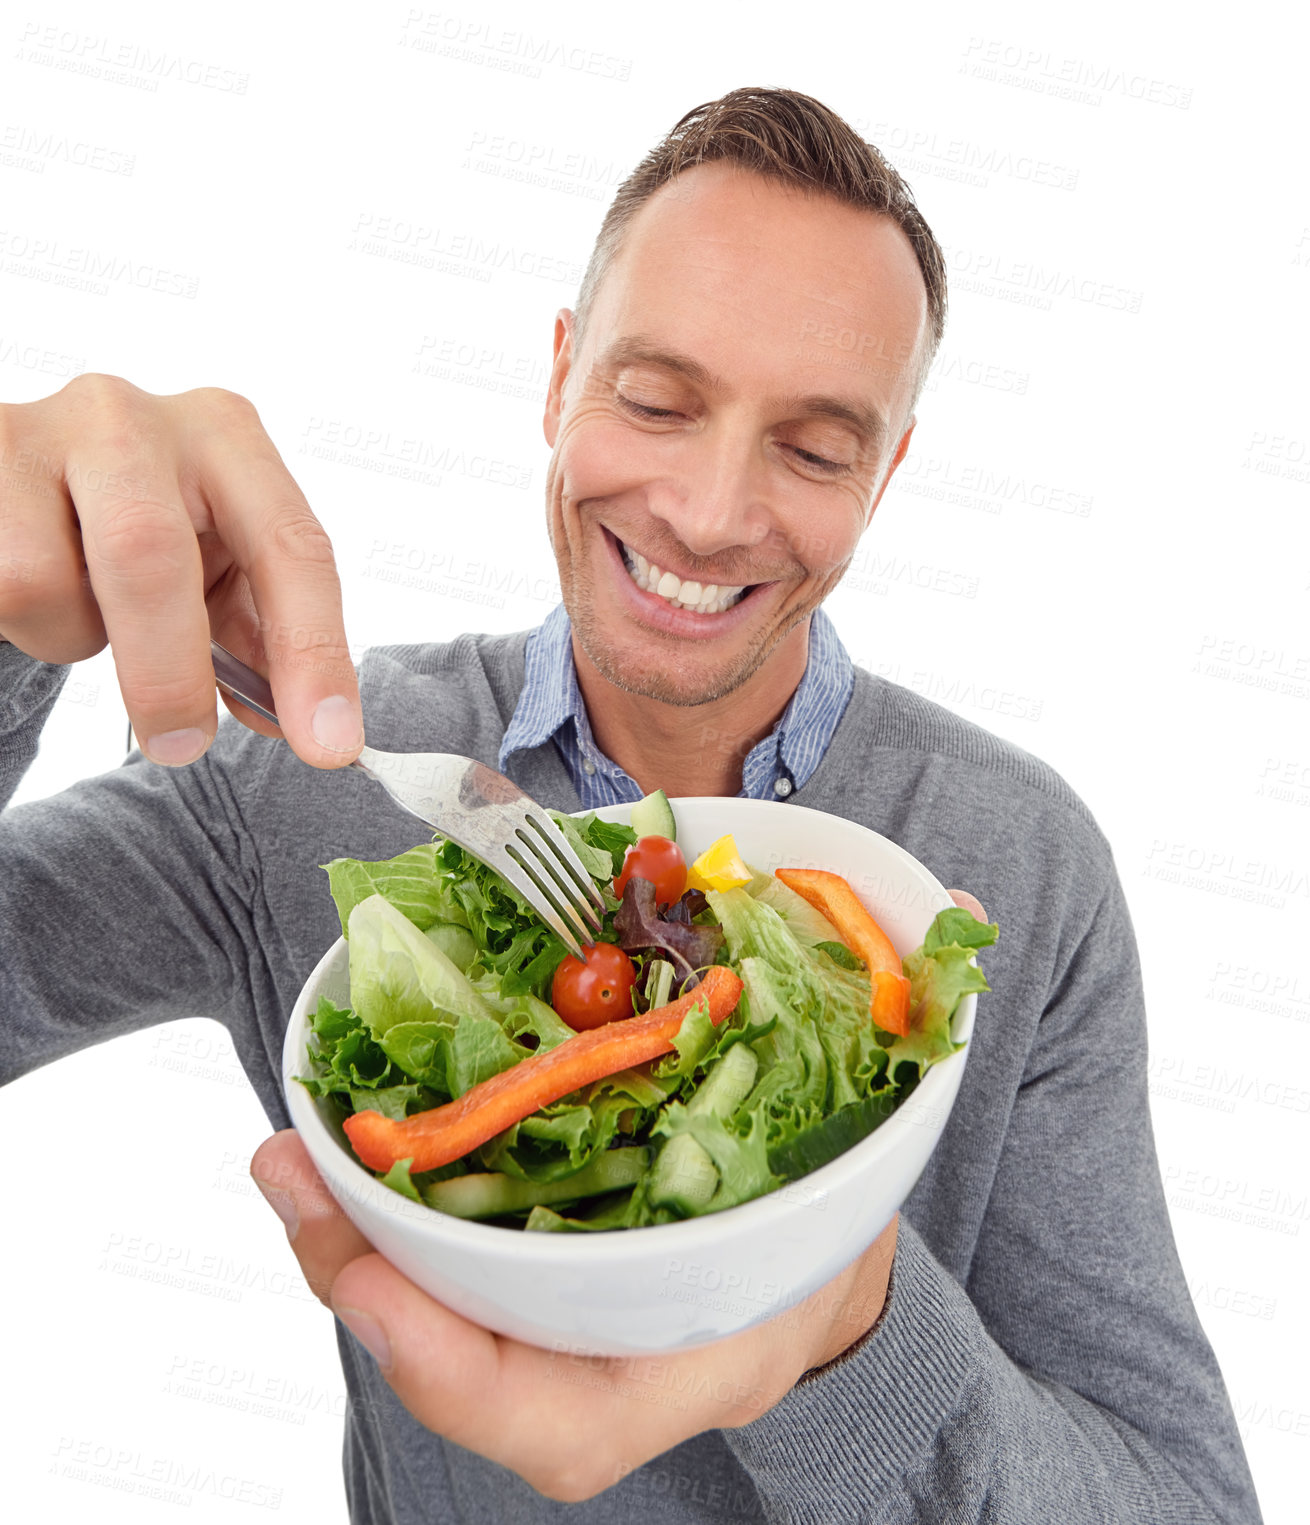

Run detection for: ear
[[865, 417, 916, 526], [543, 309, 575, 448]]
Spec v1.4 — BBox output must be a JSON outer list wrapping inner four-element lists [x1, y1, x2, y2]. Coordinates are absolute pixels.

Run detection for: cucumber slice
[[687, 1040, 759, 1119], [648, 1132, 718, 1213], [766, 1085, 902, 1183], [630, 788, 676, 842], [422, 1147, 649, 1219]]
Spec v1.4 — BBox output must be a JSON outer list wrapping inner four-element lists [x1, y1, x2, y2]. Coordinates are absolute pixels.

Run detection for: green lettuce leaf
[[922, 906, 1000, 956], [374, 1015, 521, 1100], [433, 811, 631, 1000], [347, 1082, 431, 1119], [885, 909, 999, 1077], [379, 1158, 422, 1201], [549, 810, 636, 879], [651, 995, 718, 1082], [295, 996, 396, 1096], [468, 971, 578, 1053], [424, 922, 478, 971], [745, 871, 843, 946], [323, 843, 468, 937], [347, 894, 496, 1035], [651, 1103, 781, 1214]]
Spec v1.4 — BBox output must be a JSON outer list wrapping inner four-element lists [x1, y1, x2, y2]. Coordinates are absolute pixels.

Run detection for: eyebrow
[[596, 335, 888, 454]]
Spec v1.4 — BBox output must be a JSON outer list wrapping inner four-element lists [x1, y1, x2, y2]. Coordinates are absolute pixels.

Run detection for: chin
[[571, 607, 782, 710]]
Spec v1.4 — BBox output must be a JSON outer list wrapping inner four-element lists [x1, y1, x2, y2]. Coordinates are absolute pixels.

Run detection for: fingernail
[[252, 1177, 300, 1240], [143, 727, 207, 767], [335, 1305, 393, 1371], [311, 694, 364, 753]]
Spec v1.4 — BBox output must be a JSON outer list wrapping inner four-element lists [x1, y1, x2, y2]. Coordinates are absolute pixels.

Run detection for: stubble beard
[[565, 550, 818, 709]]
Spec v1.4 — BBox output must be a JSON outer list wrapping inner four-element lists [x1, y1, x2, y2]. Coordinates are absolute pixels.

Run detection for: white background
[[2, 1, 1307, 1520]]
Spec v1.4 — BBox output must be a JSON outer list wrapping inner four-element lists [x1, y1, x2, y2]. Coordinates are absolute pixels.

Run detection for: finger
[[948, 888, 988, 922], [0, 474, 107, 662], [186, 394, 363, 769], [72, 460, 221, 765], [204, 557, 286, 742], [250, 1129, 373, 1304]]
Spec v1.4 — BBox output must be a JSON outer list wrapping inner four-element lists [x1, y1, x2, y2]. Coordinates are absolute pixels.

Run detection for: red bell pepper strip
[[775, 867, 912, 1036], [343, 964, 744, 1175]]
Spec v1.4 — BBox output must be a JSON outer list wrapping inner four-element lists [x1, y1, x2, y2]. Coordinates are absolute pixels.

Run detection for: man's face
[[542, 161, 927, 707]]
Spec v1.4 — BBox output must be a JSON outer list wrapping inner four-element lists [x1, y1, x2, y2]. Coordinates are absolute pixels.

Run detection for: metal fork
[[209, 641, 605, 959]]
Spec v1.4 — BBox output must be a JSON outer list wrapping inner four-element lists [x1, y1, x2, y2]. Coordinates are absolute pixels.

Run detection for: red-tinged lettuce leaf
[[615, 877, 724, 984]]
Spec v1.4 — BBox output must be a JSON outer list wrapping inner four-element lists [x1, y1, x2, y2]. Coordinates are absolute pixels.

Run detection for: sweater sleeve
[[721, 869, 1263, 1524], [0, 644, 271, 1088], [0, 642, 69, 808]]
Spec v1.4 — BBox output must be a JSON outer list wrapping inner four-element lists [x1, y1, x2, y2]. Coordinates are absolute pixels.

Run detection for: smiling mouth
[[615, 535, 753, 614]]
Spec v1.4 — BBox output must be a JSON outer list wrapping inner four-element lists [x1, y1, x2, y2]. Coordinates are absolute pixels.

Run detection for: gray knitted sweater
[[0, 632, 1262, 1524]]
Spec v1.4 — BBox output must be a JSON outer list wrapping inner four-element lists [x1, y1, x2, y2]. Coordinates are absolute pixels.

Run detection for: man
[[0, 88, 1261, 1521]]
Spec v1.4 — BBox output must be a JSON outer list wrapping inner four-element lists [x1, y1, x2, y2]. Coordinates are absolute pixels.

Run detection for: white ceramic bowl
[[283, 798, 970, 1356]]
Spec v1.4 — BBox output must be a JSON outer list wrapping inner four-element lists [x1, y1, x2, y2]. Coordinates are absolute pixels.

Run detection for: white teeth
[[617, 538, 747, 613]]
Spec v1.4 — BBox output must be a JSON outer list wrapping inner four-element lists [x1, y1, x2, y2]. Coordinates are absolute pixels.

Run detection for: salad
[[296, 791, 998, 1232]]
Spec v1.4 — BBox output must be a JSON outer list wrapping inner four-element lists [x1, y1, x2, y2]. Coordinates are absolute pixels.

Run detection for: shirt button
[[582, 758, 596, 776], [773, 776, 793, 798]]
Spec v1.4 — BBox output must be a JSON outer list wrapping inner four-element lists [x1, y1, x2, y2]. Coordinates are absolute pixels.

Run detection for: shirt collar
[[498, 602, 588, 769], [498, 601, 852, 792]]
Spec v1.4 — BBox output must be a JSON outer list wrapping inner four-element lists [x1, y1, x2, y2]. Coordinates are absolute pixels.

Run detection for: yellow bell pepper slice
[[685, 833, 754, 894]]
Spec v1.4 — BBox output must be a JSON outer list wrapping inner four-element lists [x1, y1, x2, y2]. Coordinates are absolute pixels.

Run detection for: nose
[[644, 417, 772, 559]]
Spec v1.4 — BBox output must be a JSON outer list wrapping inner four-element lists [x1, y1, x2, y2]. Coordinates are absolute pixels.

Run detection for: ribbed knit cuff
[[721, 1220, 979, 1522]]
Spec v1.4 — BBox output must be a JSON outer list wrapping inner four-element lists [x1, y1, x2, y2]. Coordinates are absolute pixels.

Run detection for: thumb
[[947, 888, 988, 922]]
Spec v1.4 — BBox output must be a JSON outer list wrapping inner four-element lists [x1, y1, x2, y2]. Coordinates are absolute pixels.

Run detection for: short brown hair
[[573, 86, 948, 408]]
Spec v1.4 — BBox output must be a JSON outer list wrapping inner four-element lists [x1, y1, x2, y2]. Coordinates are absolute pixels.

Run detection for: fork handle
[[210, 640, 281, 727], [212, 640, 381, 778]]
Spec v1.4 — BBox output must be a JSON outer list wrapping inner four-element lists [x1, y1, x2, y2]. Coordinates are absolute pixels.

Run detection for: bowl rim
[[283, 798, 973, 1263]]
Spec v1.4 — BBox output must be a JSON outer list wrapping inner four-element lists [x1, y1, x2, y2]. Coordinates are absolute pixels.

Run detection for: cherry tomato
[[551, 942, 639, 1031], [614, 835, 687, 906]]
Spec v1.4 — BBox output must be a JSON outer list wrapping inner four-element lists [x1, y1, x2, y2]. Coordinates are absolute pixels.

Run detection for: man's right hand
[[0, 374, 362, 768]]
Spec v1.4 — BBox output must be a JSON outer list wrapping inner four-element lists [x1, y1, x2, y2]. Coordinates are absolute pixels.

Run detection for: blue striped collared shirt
[[498, 602, 854, 808]]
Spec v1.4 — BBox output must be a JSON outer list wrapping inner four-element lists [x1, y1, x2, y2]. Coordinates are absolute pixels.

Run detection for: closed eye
[[617, 394, 679, 420], [789, 447, 848, 475], [617, 393, 850, 476]]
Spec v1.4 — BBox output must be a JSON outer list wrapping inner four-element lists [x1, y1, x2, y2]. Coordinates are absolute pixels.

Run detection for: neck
[[571, 619, 811, 798]]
